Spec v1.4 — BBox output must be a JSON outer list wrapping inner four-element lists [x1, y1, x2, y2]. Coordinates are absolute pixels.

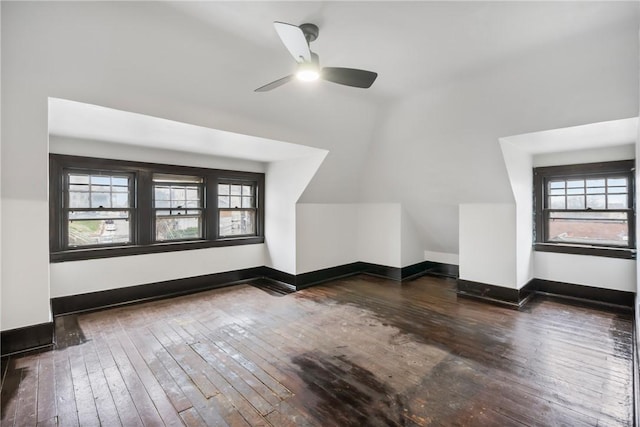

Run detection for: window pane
[[91, 193, 110, 208], [69, 192, 90, 208], [69, 184, 89, 192], [230, 196, 242, 208], [69, 174, 90, 184], [586, 179, 605, 187], [608, 194, 627, 208], [186, 188, 199, 200], [112, 177, 128, 186], [154, 183, 201, 209], [586, 195, 605, 209], [155, 187, 170, 200], [91, 185, 111, 192], [242, 197, 254, 208], [91, 176, 111, 185], [219, 184, 230, 195], [218, 196, 230, 208], [548, 211, 628, 246], [549, 196, 565, 209], [549, 181, 565, 189], [586, 187, 605, 194], [566, 188, 584, 195], [567, 180, 584, 188], [242, 185, 253, 196], [608, 178, 627, 187], [219, 210, 256, 237], [171, 187, 186, 202], [230, 185, 242, 196], [67, 172, 131, 209], [549, 189, 565, 196], [155, 213, 202, 241], [111, 193, 129, 208], [68, 211, 130, 247], [567, 196, 585, 209], [112, 185, 129, 193], [608, 187, 628, 194]]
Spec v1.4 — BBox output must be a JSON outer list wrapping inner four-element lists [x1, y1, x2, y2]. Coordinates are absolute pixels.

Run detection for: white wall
[[357, 204, 402, 268], [533, 144, 635, 168], [265, 154, 327, 274], [459, 204, 517, 288], [401, 206, 427, 267], [360, 18, 638, 260], [296, 204, 359, 274], [535, 252, 636, 293], [499, 126, 636, 292], [50, 136, 267, 173], [500, 140, 534, 288], [50, 244, 265, 298]]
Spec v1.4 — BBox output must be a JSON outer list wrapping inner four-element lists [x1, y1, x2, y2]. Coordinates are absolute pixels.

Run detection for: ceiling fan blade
[[322, 67, 378, 88], [255, 75, 294, 92], [274, 22, 311, 63]]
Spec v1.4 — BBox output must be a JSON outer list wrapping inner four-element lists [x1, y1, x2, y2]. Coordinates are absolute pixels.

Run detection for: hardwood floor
[[1, 275, 634, 426]]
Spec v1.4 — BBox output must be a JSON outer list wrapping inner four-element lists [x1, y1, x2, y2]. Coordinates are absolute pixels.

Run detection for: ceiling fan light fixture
[[295, 57, 320, 82], [296, 68, 320, 82]]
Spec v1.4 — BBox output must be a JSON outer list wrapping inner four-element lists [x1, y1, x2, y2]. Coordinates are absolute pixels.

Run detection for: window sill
[[534, 243, 636, 259], [50, 237, 265, 263]]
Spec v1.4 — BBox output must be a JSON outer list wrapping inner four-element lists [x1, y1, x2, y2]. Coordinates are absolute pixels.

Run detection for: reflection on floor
[[1, 274, 633, 426]]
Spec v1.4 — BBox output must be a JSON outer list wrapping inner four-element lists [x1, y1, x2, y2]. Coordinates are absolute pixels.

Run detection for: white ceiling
[[168, 1, 639, 99], [47, 1, 639, 159], [48, 98, 326, 162]]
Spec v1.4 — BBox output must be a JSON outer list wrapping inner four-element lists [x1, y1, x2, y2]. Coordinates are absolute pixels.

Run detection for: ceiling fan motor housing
[[299, 23, 319, 43]]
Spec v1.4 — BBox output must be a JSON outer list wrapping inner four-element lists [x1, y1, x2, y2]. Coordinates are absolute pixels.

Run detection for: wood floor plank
[[127, 328, 193, 413], [103, 333, 166, 426], [1, 358, 22, 426], [53, 348, 80, 427], [1, 275, 634, 426], [179, 407, 208, 427], [36, 352, 56, 424], [116, 330, 186, 426], [13, 354, 39, 426]]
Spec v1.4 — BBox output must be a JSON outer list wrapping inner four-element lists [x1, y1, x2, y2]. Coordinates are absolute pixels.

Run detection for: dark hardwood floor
[[1, 275, 634, 426]]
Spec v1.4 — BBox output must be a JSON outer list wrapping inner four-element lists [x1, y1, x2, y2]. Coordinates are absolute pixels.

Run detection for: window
[[50, 155, 265, 262], [533, 160, 635, 258], [153, 174, 204, 241], [218, 182, 256, 237], [65, 171, 134, 247]]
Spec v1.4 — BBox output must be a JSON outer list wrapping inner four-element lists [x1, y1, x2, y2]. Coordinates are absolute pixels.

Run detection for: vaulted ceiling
[[7, 1, 638, 255]]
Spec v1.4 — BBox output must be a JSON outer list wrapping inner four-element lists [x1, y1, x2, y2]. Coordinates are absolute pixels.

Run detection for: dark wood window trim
[[50, 154, 265, 262], [533, 160, 635, 259]]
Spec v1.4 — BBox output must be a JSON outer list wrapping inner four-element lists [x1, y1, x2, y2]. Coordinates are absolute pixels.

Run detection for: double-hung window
[[533, 160, 635, 258], [50, 154, 265, 261], [65, 170, 134, 248], [153, 174, 204, 242], [218, 182, 257, 238]]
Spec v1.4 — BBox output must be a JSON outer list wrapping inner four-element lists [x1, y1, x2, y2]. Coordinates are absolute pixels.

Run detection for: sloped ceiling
[[9, 1, 638, 254]]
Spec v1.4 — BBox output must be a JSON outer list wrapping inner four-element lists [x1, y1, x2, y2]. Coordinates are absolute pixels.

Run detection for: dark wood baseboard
[[457, 278, 634, 311], [531, 279, 634, 309], [295, 262, 363, 289], [51, 267, 265, 316], [50, 260, 460, 318], [4, 261, 629, 357], [1, 322, 54, 357], [456, 279, 535, 309]]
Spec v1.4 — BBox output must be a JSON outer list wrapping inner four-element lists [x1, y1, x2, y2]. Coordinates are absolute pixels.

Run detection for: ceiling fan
[[255, 22, 378, 92]]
